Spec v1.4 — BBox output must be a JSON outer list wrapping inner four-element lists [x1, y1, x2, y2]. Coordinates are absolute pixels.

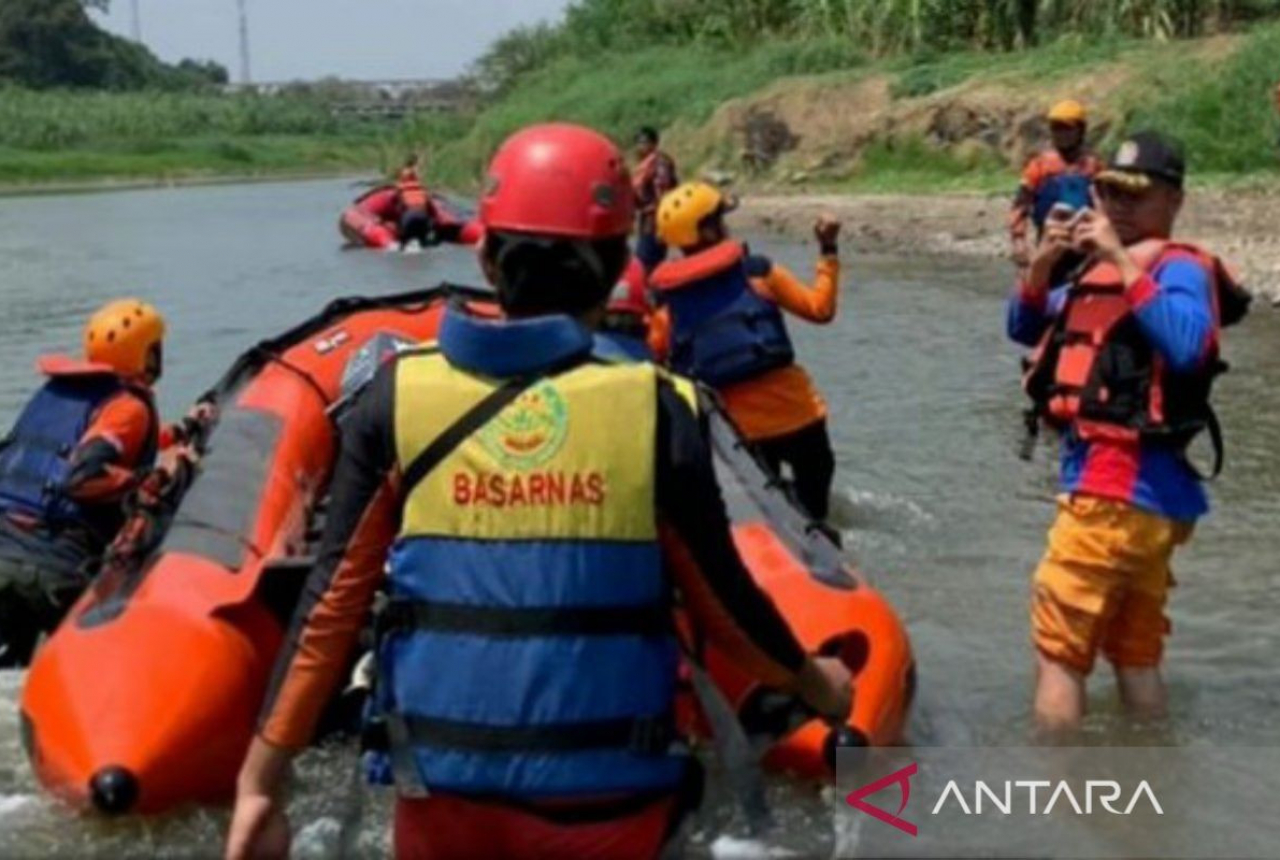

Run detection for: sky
[[94, 0, 572, 83]]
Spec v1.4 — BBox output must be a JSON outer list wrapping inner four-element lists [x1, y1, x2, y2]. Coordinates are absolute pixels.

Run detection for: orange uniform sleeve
[[648, 306, 672, 362], [753, 258, 840, 324], [65, 392, 155, 501], [258, 367, 401, 748], [654, 383, 806, 689], [1020, 155, 1048, 190], [259, 477, 400, 749], [83, 392, 153, 465], [1009, 156, 1046, 238], [660, 523, 802, 689]]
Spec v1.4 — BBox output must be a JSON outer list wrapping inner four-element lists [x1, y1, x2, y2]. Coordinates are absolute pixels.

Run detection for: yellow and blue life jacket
[[375, 309, 686, 800]]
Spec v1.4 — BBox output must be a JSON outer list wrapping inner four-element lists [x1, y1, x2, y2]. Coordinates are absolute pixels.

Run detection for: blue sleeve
[[1006, 285, 1067, 347], [1133, 259, 1215, 373]]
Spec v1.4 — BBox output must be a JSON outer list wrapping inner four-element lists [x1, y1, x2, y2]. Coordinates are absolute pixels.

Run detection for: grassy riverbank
[[428, 20, 1280, 192], [0, 87, 465, 190], [4, 17, 1280, 193]]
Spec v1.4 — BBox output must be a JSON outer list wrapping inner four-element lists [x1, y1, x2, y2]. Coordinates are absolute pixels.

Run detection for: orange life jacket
[[1022, 240, 1249, 471], [397, 178, 429, 213]]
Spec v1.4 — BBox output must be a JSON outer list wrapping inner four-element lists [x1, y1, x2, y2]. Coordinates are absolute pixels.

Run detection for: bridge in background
[[222, 78, 474, 119]]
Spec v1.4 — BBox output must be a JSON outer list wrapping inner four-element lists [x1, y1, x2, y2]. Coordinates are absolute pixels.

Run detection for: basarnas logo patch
[[478, 381, 569, 469]]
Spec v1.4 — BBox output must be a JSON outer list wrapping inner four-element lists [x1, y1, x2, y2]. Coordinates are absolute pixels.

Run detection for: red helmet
[[607, 257, 651, 317], [479, 123, 634, 240]]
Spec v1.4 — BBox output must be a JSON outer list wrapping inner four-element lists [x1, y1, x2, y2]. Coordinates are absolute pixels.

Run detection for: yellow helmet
[[1047, 99, 1087, 125], [656, 182, 727, 250], [84, 299, 166, 379]]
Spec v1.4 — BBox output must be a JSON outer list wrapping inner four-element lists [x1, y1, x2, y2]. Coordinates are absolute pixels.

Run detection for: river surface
[[0, 178, 1277, 857]]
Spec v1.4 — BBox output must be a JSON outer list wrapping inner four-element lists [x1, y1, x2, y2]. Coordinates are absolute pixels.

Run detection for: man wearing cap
[[1007, 130, 1248, 732], [1009, 100, 1102, 275]]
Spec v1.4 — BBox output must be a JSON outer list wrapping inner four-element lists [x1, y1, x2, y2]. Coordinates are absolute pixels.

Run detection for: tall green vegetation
[[479, 0, 1280, 92], [0, 89, 345, 149], [1130, 19, 1280, 172]]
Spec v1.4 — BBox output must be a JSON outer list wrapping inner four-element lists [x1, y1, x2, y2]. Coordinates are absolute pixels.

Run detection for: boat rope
[[248, 346, 332, 409]]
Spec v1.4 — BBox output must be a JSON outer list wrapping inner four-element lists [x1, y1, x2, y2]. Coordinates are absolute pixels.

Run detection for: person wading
[[0, 300, 166, 666], [632, 126, 678, 273], [225, 123, 852, 860], [1009, 131, 1249, 732], [1010, 100, 1102, 279], [649, 182, 843, 528], [395, 156, 435, 250]]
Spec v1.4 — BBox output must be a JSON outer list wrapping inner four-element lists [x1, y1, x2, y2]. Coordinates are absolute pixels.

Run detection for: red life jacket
[[1022, 240, 1250, 472]]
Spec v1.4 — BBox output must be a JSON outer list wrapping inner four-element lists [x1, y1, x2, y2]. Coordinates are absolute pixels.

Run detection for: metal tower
[[130, 0, 141, 42], [236, 0, 252, 84]]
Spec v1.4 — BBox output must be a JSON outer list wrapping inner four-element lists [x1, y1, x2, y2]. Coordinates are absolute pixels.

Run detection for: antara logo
[[846, 763, 919, 836], [845, 763, 1163, 836]]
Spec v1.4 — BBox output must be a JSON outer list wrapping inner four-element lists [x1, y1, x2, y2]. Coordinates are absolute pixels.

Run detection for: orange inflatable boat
[[691, 405, 914, 775], [339, 186, 481, 250], [20, 286, 913, 815]]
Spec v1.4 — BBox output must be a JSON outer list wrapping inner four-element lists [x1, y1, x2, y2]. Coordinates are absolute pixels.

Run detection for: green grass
[[5, 20, 1280, 194], [424, 24, 1280, 194], [0, 86, 470, 187], [427, 39, 867, 187], [0, 135, 377, 185], [1126, 21, 1280, 174], [882, 32, 1155, 98], [838, 137, 1009, 194]]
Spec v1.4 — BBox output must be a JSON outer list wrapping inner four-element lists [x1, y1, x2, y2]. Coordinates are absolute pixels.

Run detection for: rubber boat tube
[[20, 287, 913, 814], [338, 186, 480, 250]]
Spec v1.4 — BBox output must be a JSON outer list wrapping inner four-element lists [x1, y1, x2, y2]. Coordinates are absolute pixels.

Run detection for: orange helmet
[[1047, 99, 1087, 125], [83, 299, 166, 379]]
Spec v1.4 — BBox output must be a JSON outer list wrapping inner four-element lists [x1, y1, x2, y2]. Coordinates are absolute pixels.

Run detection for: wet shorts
[[1031, 495, 1193, 674], [393, 792, 684, 860]]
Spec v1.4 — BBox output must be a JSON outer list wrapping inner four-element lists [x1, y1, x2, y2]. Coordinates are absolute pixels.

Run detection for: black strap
[[399, 376, 540, 501], [381, 599, 669, 638], [1205, 406, 1224, 479], [1189, 405, 1225, 481], [401, 713, 676, 756]]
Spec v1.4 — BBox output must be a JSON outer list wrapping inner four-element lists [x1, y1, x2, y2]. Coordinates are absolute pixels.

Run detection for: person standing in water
[[649, 182, 843, 528], [0, 300, 166, 666], [225, 123, 851, 860], [632, 126, 679, 273], [395, 155, 435, 250], [1009, 100, 1102, 276], [1010, 131, 1249, 732]]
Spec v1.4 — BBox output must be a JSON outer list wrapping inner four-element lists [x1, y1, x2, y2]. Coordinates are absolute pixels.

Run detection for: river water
[[0, 179, 1276, 857]]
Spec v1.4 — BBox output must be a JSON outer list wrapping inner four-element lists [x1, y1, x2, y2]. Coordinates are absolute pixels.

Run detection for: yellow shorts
[[1031, 495, 1193, 674]]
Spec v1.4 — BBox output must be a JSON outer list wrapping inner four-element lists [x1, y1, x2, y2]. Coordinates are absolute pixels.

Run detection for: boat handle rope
[[247, 345, 332, 410]]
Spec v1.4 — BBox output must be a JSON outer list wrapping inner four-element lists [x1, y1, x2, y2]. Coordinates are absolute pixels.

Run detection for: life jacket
[[374, 350, 686, 800], [651, 242, 795, 388], [593, 331, 654, 363], [1030, 151, 1099, 230], [397, 178, 429, 213], [0, 362, 157, 530], [1022, 240, 1250, 472]]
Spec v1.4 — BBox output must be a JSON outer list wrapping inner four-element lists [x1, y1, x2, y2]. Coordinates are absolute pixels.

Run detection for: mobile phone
[[1046, 202, 1078, 224]]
